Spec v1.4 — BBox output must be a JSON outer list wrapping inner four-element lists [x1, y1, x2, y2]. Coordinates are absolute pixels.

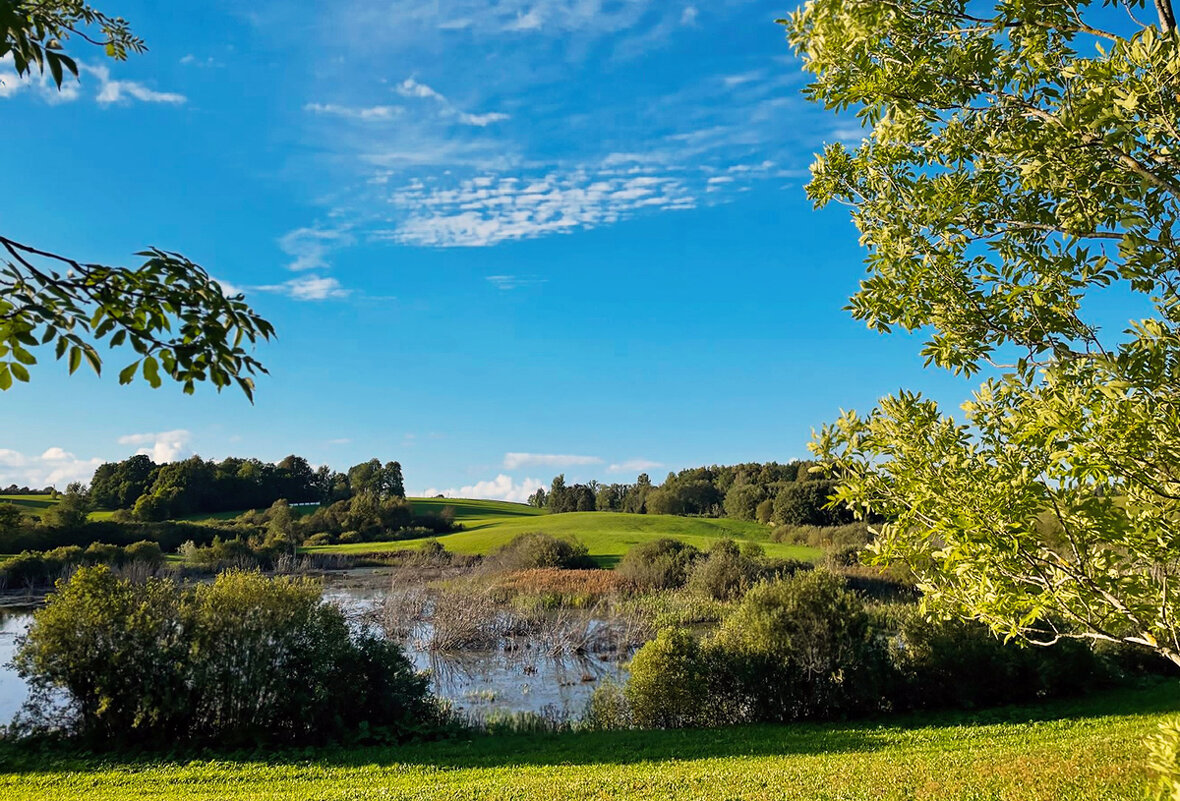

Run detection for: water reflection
[[0, 577, 630, 726], [0, 607, 33, 724]]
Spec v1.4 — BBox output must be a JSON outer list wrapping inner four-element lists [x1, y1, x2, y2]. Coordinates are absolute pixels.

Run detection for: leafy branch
[[0, 236, 274, 400]]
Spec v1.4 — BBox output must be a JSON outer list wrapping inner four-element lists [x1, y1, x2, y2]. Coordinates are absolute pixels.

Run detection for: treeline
[[1, 484, 55, 495], [88, 454, 405, 519], [532, 461, 860, 527]]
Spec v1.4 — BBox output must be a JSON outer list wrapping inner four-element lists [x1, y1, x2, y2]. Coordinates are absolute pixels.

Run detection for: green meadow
[[309, 497, 820, 565], [2, 682, 1175, 801], [0, 494, 115, 521]]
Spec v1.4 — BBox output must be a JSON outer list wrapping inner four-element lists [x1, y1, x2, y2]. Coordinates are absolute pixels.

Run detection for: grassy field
[[1, 683, 1176, 800], [0, 494, 115, 521], [311, 498, 819, 565], [3, 493, 818, 564]]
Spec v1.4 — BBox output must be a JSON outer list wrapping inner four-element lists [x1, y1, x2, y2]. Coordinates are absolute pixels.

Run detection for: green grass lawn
[[0, 494, 57, 513], [2, 683, 1176, 800], [0, 494, 114, 522], [310, 500, 818, 565]]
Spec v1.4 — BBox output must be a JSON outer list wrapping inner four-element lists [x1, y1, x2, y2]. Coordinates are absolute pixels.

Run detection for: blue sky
[[0, 0, 982, 499]]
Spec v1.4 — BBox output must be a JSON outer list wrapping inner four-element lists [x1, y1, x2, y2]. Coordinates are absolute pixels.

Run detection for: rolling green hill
[[0, 494, 115, 521], [313, 498, 819, 565]]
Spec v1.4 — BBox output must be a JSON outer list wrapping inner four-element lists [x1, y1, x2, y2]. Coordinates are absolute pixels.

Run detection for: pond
[[0, 575, 631, 727]]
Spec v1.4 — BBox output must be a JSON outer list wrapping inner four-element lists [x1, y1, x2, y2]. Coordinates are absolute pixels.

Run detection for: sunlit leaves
[[791, 0, 1180, 666], [0, 237, 273, 401], [0, 1, 145, 88]]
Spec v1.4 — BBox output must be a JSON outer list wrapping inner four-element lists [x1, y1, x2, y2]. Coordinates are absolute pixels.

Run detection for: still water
[[0, 578, 628, 726]]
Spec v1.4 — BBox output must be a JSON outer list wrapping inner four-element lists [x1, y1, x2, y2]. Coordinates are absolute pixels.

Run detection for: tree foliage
[[786, 0, 1180, 665], [0, 3, 273, 398]]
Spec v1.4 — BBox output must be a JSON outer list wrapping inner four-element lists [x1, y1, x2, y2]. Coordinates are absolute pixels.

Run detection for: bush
[[14, 567, 439, 747], [615, 539, 699, 590], [685, 540, 761, 601], [890, 610, 1108, 710], [582, 679, 632, 731], [484, 533, 593, 572], [625, 628, 742, 728], [714, 569, 888, 720]]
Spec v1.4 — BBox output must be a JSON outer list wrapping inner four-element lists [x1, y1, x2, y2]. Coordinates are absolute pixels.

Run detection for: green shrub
[[581, 679, 632, 731], [14, 567, 439, 747], [685, 540, 761, 601], [124, 540, 164, 568], [616, 539, 699, 590], [484, 532, 593, 572], [625, 628, 741, 728], [891, 610, 1108, 709], [713, 569, 889, 720]]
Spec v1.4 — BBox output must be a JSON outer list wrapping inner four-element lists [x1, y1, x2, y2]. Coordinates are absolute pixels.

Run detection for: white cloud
[[214, 277, 244, 298], [723, 71, 762, 87], [0, 54, 80, 103], [0, 56, 185, 106], [422, 473, 545, 503], [256, 275, 351, 301], [681, 6, 699, 25], [179, 54, 222, 68], [305, 102, 402, 120], [396, 77, 509, 127], [85, 63, 186, 105], [278, 226, 354, 272], [608, 459, 664, 474], [486, 274, 547, 290], [385, 169, 696, 247], [0, 447, 106, 488], [397, 78, 445, 101], [503, 452, 603, 470], [504, 9, 544, 31], [118, 430, 193, 463]]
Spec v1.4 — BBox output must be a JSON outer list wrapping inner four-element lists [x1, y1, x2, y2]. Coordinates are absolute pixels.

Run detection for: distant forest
[[531, 461, 859, 527], [87, 455, 405, 520], [11, 456, 853, 529]]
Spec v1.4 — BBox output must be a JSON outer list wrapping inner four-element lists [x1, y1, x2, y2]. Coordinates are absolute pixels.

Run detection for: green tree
[[0, 2, 273, 398], [265, 499, 298, 554], [41, 482, 91, 528], [787, 1, 1180, 667]]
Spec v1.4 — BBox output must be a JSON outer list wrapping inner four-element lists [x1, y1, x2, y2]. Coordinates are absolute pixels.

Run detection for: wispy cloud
[[486, 275, 547, 290], [381, 170, 696, 247], [396, 77, 509, 127], [608, 458, 664, 473], [256, 275, 352, 301], [503, 452, 603, 470], [0, 56, 186, 105], [179, 54, 222, 68], [117, 429, 193, 463], [279, 226, 354, 271], [305, 102, 402, 120], [422, 473, 545, 503], [87, 63, 186, 105]]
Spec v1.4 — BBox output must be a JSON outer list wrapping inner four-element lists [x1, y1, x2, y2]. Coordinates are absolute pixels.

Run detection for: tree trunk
[[1156, 0, 1177, 32]]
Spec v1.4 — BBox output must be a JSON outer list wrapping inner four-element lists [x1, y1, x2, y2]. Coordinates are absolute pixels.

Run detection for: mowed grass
[[2, 683, 1176, 801], [311, 499, 819, 565], [0, 494, 115, 521]]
